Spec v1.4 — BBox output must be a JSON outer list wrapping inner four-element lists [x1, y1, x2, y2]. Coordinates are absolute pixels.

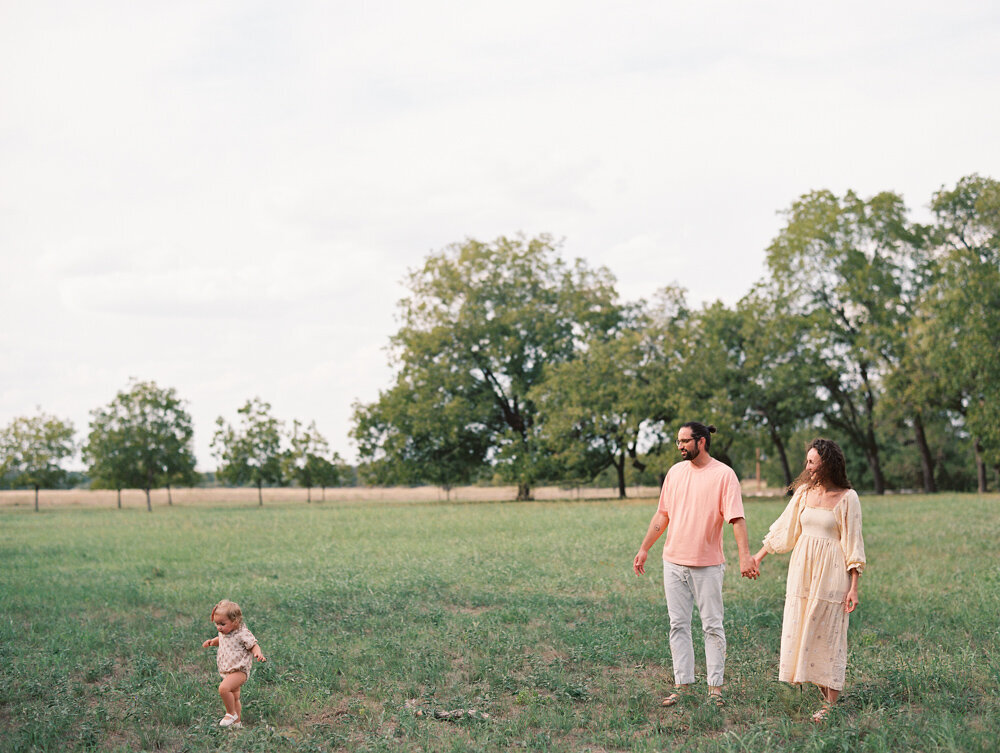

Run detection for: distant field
[[0, 480, 787, 509], [0, 485, 658, 508], [2, 493, 997, 752]]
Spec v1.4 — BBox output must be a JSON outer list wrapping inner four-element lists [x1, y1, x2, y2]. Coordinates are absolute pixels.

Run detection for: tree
[[923, 174, 1000, 491], [530, 322, 662, 498], [212, 398, 284, 505], [84, 420, 130, 508], [734, 288, 833, 488], [285, 420, 343, 502], [352, 379, 492, 497], [765, 189, 925, 494], [353, 235, 621, 499], [0, 411, 75, 512], [313, 451, 345, 501], [84, 380, 197, 512]]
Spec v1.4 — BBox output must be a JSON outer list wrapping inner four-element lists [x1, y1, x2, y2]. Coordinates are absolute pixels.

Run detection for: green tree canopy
[[530, 316, 666, 498], [212, 398, 284, 505], [765, 189, 924, 493], [924, 174, 1000, 489], [353, 234, 622, 499], [0, 411, 76, 511], [84, 380, 197, 511], [284, 420, 343, 502], [732, 287, 834, 487]]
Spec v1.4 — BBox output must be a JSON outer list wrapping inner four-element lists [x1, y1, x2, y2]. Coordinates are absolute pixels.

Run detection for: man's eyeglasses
[[676, 437, 696, 446]]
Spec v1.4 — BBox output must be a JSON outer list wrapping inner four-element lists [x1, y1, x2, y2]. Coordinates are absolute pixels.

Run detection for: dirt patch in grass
[[305, 697, 353, 725], [445, 604, 497, 615], [98, 729, 139, 752]]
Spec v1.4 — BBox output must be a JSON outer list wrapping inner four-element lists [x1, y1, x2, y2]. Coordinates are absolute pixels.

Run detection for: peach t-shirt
[[657, 457, 745, 566]]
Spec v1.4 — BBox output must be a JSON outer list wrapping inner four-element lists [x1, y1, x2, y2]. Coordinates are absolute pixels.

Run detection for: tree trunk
[[974, 437, 988, 493], [863, 412, 886, 495], [117, 488, 122, 509], [913, 414, 937, 493], [34, 485, 39, 512], [616, 451, 627, 499], [865, 446, 886, 495], [321, 486, 326, 501], [144, 488, 152, 512], [516, 482, 532, 501], [167, 484, 173, 505], [628, 442, 646, 473], [827, 374, 886, 494], [769, 425, 793, 489], [257, 482, 264, 506], [307, 486, 311, 503]]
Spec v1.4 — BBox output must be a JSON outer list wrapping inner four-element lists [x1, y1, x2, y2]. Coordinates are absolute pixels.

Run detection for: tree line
[[3, 175, 997, 506], [351, 174, 1000, 499], [0, 383, 346, 511]]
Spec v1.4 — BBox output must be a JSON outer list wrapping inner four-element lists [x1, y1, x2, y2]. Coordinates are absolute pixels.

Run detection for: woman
[[752, 438, 866, 722]]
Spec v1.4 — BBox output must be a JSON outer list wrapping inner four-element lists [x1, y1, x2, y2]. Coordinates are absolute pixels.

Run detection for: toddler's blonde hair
[[210, 599, 243, 628]]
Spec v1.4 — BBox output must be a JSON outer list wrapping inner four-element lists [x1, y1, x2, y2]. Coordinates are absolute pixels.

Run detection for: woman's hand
[[843, 586, 860, 613]]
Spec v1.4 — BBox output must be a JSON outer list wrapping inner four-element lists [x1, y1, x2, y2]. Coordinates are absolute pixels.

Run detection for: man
[[633, 421, 758, 707]]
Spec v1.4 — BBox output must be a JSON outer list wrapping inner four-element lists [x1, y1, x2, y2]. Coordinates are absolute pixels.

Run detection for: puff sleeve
[[236, 624, 258, 651], [837, 489, 866, 575], [762, 486, 806, 554]]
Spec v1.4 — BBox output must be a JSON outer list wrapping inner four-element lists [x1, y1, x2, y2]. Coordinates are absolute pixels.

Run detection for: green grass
[[1, 493, 998, 752]]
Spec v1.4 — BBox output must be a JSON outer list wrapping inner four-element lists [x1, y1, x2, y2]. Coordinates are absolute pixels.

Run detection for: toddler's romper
[[217, 623, 258, 679]]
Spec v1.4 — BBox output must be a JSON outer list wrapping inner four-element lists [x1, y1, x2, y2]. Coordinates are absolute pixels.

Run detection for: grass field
[[2, 493, 998, 752]]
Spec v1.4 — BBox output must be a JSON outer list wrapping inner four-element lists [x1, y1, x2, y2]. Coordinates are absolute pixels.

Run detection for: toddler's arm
[[251, 643, 266, 662], [202, 636, 219, 648]]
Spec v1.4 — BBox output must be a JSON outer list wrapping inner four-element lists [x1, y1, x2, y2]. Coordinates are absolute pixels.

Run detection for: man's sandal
[[661, 687, 690, 707], [708, 692, 725, 708]]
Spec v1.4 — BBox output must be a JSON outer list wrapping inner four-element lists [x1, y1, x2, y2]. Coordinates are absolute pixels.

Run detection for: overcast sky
[[3, 1, 999, 470]]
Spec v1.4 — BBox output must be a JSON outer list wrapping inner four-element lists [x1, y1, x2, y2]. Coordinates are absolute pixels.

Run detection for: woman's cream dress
[[762, 487, 866, 690]]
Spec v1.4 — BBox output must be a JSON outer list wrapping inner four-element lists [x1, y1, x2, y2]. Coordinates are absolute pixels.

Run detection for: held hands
[[742, 549, 768, 581]]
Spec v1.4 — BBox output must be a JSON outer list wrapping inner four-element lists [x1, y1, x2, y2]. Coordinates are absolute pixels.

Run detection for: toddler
[[202, 599, 266, 727]]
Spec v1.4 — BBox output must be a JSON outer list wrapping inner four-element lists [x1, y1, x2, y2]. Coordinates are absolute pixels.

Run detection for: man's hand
[[633, 549, 648, 576]]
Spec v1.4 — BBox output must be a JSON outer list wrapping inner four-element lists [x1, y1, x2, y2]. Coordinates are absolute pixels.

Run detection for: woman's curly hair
[[789, 437, 852, 493]]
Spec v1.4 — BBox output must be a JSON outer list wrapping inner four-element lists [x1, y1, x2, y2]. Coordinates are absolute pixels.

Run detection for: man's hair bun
[[707, 425, 717, 433]]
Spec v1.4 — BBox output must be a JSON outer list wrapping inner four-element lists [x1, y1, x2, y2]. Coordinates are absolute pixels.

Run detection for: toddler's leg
[[234, 685, 242, 720], [218, 672, 247, 719]]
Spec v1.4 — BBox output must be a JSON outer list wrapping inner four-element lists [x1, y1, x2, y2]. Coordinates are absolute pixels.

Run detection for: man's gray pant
[[663, 560, 726, 687]]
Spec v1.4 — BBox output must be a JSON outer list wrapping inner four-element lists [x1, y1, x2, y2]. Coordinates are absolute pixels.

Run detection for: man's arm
[[730, 517, 758, 579], [633, 510, 669, 575]]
